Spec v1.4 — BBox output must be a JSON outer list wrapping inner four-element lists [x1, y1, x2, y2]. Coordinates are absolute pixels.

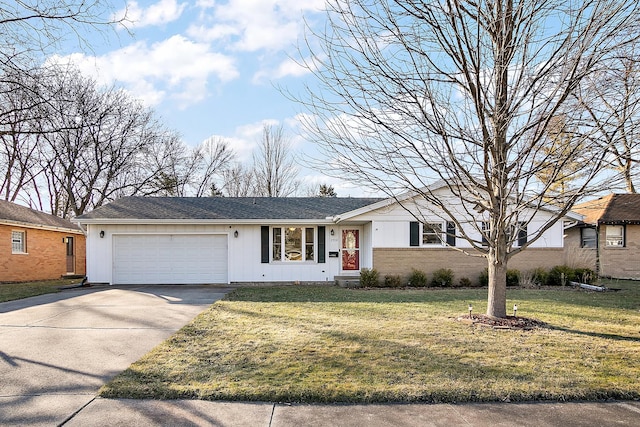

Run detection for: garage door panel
[[113, 234, 228, 284]]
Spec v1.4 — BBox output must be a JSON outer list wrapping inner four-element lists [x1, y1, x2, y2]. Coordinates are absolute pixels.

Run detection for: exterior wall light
[[99, 230, 105, 238], [330, 229, 335, 236], [234, 230, 239, 238]]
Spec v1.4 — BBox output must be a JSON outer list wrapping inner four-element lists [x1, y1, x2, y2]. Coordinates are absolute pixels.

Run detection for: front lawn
[[100, 281, 640, 403], [0, 278, 80, 303]]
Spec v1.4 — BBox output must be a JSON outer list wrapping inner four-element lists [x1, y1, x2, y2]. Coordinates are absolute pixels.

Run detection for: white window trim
[[605, 225, 625, 247], [271, 226, 317, 263], [11, 230, 26, 254], [422, 222, 445, 246]]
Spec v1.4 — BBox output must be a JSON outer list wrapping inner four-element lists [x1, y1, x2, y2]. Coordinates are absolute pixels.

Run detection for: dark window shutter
[[410, 221, 420, 246], [518, 222, 527, 247], [446, 222, 456, 246], [623, 225, 627, 248], [318, 226, 326, 263], [481, 222, 488, 246], [261, 226, 269, 263]]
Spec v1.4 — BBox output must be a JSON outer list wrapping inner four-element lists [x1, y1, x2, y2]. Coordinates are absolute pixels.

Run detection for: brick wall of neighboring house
[[373, 247, 566, 285], [599, 224, 640, 280], [563, 227, 597, 271], [0, 224, 86, 282]]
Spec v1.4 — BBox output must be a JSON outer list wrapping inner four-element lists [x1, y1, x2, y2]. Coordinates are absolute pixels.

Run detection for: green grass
[[0, 278, 81, 303], [100, 281, 640, 403]]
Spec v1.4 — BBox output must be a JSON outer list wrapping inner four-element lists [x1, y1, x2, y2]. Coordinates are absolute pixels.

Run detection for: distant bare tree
[[191, 137, 234, 197], [253, 124, 299, 197], [577, 43, 640, 193], [221, 163, 256, 197]]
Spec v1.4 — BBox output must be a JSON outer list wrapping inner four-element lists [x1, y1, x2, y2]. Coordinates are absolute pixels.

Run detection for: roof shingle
[[0, 200, 82, 231], [572, 194, 640, 225], [75, 197, 385, 221]]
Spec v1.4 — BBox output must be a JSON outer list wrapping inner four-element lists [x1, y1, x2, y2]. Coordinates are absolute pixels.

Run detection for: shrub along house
[[0, 200, 86, 282], [565, 193, 640, 280], [75, 184, 580, 285]]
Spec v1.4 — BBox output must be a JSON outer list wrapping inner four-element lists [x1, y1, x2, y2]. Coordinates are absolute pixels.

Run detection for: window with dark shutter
[[410, 221, 420, 246], [261, 226, 269, 263], [318, 226, 326, 263], [517, 222, 527, 247], [446, 222, 456, 246]]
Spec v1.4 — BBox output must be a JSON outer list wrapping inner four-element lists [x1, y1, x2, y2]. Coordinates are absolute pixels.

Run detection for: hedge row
[[357, 265, 595, 288]]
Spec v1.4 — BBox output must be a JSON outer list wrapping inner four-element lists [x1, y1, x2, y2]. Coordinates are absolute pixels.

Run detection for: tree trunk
[[486, 251, 508, 318]]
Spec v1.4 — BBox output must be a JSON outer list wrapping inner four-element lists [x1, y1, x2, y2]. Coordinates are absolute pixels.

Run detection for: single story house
[[565, 193, 640, 279], [75, 185, 580, 285], [0, 200, 86, 282]]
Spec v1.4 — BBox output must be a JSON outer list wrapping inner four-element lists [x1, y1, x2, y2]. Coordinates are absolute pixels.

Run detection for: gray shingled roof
[[75, 196, 385, 221], [0, 200, 82, 231]]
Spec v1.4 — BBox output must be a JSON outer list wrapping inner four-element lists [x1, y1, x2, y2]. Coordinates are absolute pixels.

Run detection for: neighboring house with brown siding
[[0, 200, 86, 282], [75, 182, 579, 286], [566, 194, 640, 280]]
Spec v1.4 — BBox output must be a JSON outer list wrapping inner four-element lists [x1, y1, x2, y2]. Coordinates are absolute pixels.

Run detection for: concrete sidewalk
[[63, 398, 640, 426]]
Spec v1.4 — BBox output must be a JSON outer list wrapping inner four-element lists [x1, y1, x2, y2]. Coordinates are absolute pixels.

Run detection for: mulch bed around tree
[[457, 314, 547, 330]]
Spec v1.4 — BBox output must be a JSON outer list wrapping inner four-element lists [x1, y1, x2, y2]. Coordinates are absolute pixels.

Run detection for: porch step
[[334, 275, 360, 287]]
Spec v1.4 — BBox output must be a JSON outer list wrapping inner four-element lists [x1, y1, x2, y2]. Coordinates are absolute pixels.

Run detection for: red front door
[[341, 229, 360, 271]]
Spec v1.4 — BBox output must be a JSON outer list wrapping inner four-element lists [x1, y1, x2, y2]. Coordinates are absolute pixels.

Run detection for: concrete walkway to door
[[0, 284, 230, 426]]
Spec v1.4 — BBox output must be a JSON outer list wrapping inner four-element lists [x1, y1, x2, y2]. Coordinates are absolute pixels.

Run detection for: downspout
[[595, 222, 601, 278]]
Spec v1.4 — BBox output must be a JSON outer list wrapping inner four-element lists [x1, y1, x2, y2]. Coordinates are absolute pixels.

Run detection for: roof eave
[[1, 219, 84, 234], [74, 218, 339, 225]]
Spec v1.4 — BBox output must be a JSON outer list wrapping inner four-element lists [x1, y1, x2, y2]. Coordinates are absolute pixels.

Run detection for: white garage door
[[113, 234, 228, 284]]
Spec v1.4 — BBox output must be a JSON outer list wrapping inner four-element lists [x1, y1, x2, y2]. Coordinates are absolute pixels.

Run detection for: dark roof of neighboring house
[[75, 196, 385, 221], [0, 200, 82, 231], [572, 194, 640, 225]]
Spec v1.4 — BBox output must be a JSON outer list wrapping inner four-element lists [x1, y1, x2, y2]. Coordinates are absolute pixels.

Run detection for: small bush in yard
[[407, 269, 428, 287], [479, 268, 489, 287], [574, 268, 596, 284], [547, 265, 575, 286], [532, 267, 548, 286], [506, 269, 520, 287], [479, 268, 519, 287], [384, 274, 403, 288], [459, 277, 472, 288], [359, 268, 380, 287], [431, 268, 454, 287]]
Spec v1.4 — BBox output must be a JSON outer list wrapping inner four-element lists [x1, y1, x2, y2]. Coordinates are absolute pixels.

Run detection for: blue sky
[[52, 0, 372, 196]]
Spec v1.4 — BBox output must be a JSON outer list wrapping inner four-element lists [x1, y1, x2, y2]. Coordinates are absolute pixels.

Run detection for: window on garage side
[[272, 227, 315, 262], [11, 230, 26, 253]]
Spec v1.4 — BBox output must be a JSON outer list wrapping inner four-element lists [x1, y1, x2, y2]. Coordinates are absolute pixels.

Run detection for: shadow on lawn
[[548, 325, 640, 343]]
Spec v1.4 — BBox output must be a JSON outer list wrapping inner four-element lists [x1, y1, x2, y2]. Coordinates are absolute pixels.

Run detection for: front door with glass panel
[[341, 229, 360, 272]]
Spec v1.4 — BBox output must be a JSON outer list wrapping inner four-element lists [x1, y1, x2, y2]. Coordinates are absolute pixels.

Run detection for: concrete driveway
[[0, 284, 230, 426]]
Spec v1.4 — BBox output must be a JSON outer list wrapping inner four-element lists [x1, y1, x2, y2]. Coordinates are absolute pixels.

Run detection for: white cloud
[[252, 57, 310, 84], [49, 35, 238, 108], [117, 0, 188, 28], [189, 0, 325, 52]]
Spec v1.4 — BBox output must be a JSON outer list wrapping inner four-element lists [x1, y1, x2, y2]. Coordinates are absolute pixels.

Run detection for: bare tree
[[191, 137, 234, 197], [299, 0, 640, 317], [0, 66, 45, 204], [1, 1, 123, 64], [576, 44, 640, 193], [221, 163, 256, 197], [253, 124, 299, 197], [35, 65, 178, 217]]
